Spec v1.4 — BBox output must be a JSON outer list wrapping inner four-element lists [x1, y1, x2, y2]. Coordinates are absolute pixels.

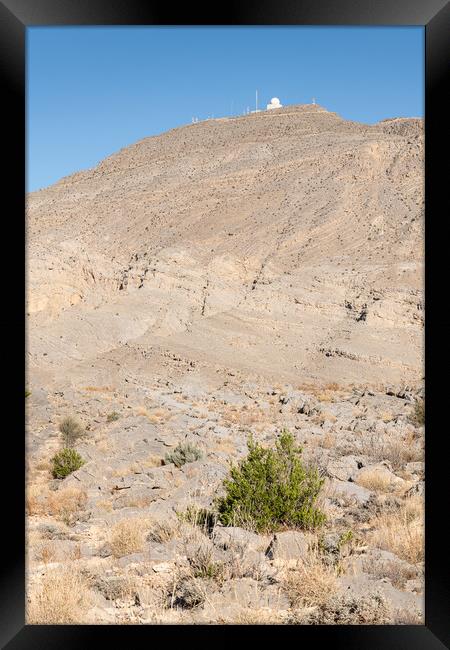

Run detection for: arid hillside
[[26, 104, 424, 389], [26, 105, 425, 625]]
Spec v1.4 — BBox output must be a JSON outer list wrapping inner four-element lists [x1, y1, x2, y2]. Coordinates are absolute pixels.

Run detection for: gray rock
[[212, 526, 266, 552], [146, 539, 182, 562], [116, 552, 147, 567], [265, 530, 309, 562], [329, 478, 372, 505], [338, 574, 423, 614], [213, 426, 231, 437], [327, 455, 362, 481], [213, 577, 290, 609]]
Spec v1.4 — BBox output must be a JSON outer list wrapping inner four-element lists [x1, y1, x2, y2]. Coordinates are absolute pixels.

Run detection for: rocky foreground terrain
[[26, 104, 424, 624]]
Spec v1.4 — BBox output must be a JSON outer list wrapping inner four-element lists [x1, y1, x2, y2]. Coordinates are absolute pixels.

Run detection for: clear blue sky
[[27, 26, 424, 192]]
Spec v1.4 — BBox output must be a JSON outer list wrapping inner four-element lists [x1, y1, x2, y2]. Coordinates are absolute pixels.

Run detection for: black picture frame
[[2, 0, 449, 647]]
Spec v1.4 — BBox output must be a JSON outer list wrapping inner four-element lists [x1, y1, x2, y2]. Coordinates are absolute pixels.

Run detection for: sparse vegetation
[[165, 442, 203, 468], [34, 542, 58, 564], [368, 495, 423, 563], [109, 518, 148, 557], [302, 591, 391, 625], [187, 543, 223, 580], [363, 556, 419, 589], [178, 505, 218, 536], [25, 389, 31, 398], [106, 411, 120, 422], [167, 575, 207, 610], [46, 487, 88, 525], [410, 398, 425, 426], [284, 548, 338, 608], [359, 431, 423, 470], [355, 467, 394, 492], [216, 429, 325, 533], [27, 567, 92, 624], [59, 416, 85, 447], [51, 448, 85, 479], [147, 519, 180, 543]]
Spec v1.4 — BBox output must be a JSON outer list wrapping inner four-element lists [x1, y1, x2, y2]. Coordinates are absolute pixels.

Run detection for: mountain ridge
[[26, 103, 424, 388]]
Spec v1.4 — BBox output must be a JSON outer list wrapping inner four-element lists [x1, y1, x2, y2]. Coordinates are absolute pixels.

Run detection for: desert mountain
[[26, 103, 424, 389], [26, 104, 425, 625]]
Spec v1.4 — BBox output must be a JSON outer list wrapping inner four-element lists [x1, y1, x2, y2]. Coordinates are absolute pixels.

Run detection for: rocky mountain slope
[[26, 104, 424, 625], [26, 104, 424, 389]]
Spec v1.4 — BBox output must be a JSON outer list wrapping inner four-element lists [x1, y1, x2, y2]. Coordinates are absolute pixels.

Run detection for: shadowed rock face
[[26, 104, 423, 389]]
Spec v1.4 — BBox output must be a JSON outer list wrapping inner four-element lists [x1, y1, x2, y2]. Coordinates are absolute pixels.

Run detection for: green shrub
[[410, 398, 425, 426], [25, 390, 31, 398], [59, 416, 85, 447], [216, 429, 325, 533], [51, 448, 85, 479], [107, 411, 120, 423], [165, 442, 203, 468]]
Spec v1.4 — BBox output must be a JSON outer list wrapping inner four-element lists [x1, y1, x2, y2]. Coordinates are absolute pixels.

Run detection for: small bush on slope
[[51, 448, 85, 479], [216, 429, 325, 533], [58, 416, 85, 448], [165, 442, 203, 468]]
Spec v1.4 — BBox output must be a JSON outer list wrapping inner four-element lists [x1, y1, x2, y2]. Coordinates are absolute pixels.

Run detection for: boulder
[[213, 577, 290, 609], [279, 391, 318, 415], [212, 526, 266, 552], [329, 478, 373, 505], [327, 455, 362, 481], [265, 531, 309, 563]]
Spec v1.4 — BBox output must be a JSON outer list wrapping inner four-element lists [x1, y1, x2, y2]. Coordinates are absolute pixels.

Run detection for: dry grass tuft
[[26, 484, 49, 516], [26, 485, 87, 526], [95, 437, 114, 453], [355, 468, 393, 493], [34, 542, 58, 564], [367, 495, 424, 563], [27, 567, 92, 624], [392, 606, 424, 625], [84, 385, 114, 393], [283, 550, 338, 608], [146, 408, 171, 423], [142, 454, 163, 468], [35, 459, 52, 473], [319, 431, 336, 449], [47, 488, 88, 525], [359, 432, 423, 470], [147, 519, 180, 543], [109, 517, 148, 557], [363, 557, 420, 589], [232, 607, 287, 625], [96, 498, 113, 512], [303, 591, 392, 625], [166, 572, 209, 610]]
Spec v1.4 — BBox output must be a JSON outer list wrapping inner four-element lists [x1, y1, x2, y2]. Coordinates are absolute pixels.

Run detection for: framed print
[[1, 0, 449, 647]]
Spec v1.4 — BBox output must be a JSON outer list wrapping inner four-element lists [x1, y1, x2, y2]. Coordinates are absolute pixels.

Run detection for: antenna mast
[[256, 89, 258, 112]]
